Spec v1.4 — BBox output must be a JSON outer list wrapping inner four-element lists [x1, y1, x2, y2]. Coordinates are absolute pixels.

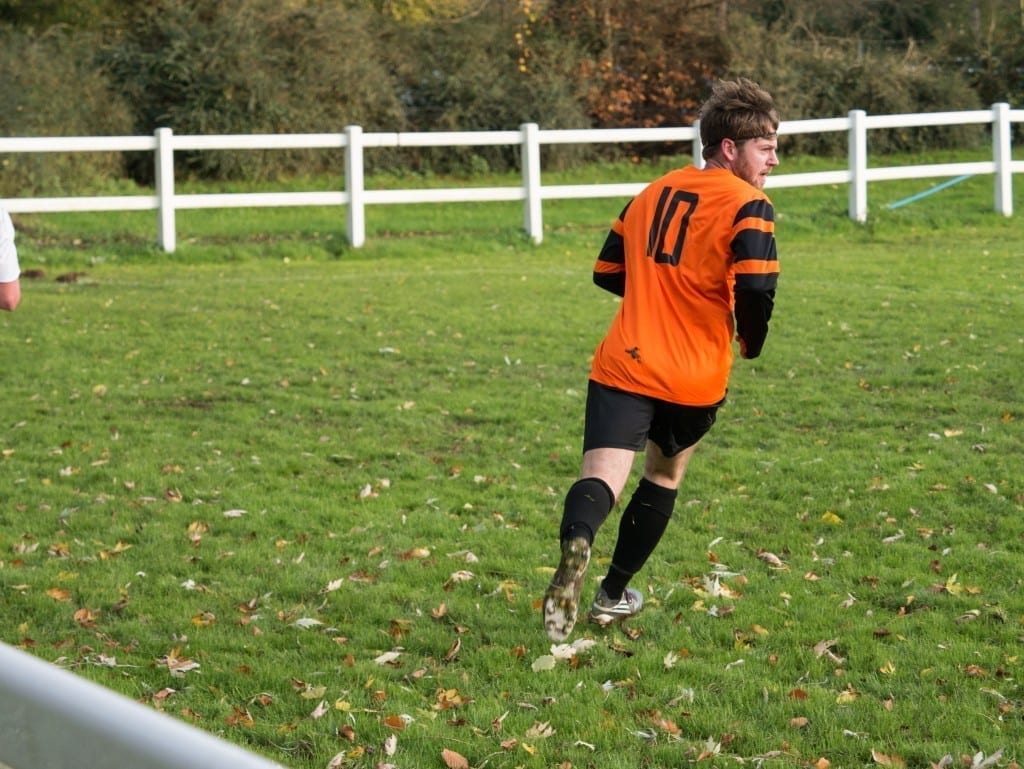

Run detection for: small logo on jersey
[[626, 346, 642, 362]]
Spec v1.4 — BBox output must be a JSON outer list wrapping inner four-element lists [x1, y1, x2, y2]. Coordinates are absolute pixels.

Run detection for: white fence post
[[992, 102, 1013, 216], [520, 122, 543, 244], [345, 125, 366, 248], [0, 642, 287, 769], [155, 127, 176, 253], [848, 109, 868, 222], [692, 119, 704, 169]]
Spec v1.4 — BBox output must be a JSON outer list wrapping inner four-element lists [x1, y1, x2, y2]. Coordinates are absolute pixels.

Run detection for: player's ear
[[720, 137, 738, 162]]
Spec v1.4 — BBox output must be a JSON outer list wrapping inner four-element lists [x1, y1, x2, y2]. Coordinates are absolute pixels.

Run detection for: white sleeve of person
[[0, 209, 20, 283]]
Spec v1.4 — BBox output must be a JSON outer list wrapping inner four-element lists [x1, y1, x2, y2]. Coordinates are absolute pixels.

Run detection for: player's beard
[[734, 153, 767, 190]]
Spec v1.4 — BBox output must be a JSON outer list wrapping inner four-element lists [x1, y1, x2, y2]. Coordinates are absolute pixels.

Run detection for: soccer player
[[0, 208, 21, 311], [543, 78, 780, 641]]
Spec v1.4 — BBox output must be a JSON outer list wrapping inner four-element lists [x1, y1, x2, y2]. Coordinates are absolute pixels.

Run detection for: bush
[[725, 15, 984, 156], [100, 0, 406, 182], [0, 25, 133, 197], [387, 9, 593, 174]]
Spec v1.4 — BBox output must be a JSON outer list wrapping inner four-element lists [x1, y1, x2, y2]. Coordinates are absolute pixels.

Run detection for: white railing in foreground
[[0, 104, 1021, 253], [0, 641, 287, 769]]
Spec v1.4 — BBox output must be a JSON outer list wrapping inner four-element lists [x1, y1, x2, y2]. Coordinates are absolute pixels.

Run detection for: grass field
[[2, 157, 1023, 769]]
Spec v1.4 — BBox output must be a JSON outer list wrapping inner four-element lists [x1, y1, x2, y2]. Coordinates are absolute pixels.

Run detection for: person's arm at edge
[[0, 280, 21, 311], [0, 209, 20, 311]]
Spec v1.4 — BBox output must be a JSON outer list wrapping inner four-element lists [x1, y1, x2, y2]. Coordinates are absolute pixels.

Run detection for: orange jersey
[[590, 165, 779, 406]]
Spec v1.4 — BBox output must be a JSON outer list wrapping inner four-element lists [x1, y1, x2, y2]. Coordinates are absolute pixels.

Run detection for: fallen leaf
[[813, 639, 838, 658], [836, 687, 860, 704], [871, 748, 905, 767], [649, 713, 681, 735], [382, 714, 411, 730], [73, 608, 99, 628], [442, 748, 469, 769], [531, 655, 556, 672], [442, 637, 461, 663], [320, 578, 344, 594], [757, 550, 788, 570], [226, 706, 254, 728], [374, 650, 403, 666], [399, 546, 431, 560]]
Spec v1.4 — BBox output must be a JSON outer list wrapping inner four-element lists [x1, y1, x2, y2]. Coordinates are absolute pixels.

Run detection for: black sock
[[601, 478, 677, 599], [559, 477, 615, 546]]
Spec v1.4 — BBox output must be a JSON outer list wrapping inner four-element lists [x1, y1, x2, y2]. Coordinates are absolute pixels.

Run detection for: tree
[[100, 0, 406, 180], [937, 0, 1024, 107], [531, 0, 728, 128]]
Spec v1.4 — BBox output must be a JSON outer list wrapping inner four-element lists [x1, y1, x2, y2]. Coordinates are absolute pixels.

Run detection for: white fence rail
[[0, 641, 287, 769], [1, 104, 1022, 253]]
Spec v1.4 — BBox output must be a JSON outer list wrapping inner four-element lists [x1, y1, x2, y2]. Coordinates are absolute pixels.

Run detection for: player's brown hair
[[699, 78, 779, 161]]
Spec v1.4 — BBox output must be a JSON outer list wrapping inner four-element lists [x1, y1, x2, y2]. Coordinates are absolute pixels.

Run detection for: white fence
[[0, 641, 287, 769], [1, 104, 1022, 253]]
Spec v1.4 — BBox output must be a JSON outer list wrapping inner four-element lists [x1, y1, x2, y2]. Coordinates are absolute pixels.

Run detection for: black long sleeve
[[734, 287, 775, 359], [593, 228, 626, 297]]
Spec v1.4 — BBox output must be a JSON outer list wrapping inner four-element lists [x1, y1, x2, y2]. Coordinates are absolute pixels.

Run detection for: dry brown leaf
[[871, 748, 905, 767], [525, 720, 556, 739], [399, 546, 431, 560], [443, 637, 461, 663], [225, 706, 254, 728], [649, 712, 681, 736], [836, 686, 860, 704], [813, 639, 838, 657], [73, 608, 99, 628], [442, 748, 469, 769], [757, 549, 788, 570]]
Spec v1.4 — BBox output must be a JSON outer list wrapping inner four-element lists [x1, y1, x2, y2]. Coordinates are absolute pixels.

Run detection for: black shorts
[[582, 380, 722, 457]]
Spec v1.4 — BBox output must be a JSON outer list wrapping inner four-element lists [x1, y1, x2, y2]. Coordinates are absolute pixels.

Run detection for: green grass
[[2, 154, 1023, 769]]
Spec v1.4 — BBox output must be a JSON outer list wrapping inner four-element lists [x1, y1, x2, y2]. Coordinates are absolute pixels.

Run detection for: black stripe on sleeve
[[594, 229, 626, 296], [597, 229, 625, 266], [733, 198, 774, 225], [731, 229, 777, 263]]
